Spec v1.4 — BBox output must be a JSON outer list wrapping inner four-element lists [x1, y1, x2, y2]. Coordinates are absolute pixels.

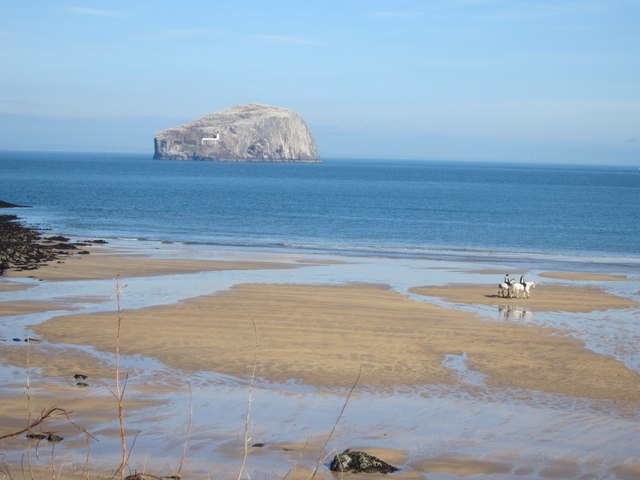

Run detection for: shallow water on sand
[[3, 356, 638, 479], [1, 243, 639, 479]]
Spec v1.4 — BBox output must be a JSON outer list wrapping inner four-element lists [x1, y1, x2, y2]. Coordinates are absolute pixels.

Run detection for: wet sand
[[0, 281, 34, 292], [5, 247, 300, 281], [31, 282, 640, 400], [410, 283, 639, 312], [537, 271, 629, 282], [0, 300, 82, 316], [1, 246, 639, 479]]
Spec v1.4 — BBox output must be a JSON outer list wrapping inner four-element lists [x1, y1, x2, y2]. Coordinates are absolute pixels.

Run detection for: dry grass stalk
[[307, 367, 362, 480], [0, 405, 94, 480], [1, 334, 94, 480], [0, 461, 15, 480], [25, 337, 35, 480], [237, 319, 259, 480], [114, 276, 129, 480], [176, 383, 193, 478], [0, 407, 75, 442]]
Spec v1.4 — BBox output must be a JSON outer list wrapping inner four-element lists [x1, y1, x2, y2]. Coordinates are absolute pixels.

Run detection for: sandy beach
[[1, 243, 639, 479], [29, 282, 640, 400]]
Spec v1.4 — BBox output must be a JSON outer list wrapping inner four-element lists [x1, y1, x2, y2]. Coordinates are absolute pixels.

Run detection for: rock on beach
[[330, 449, 399, 474]]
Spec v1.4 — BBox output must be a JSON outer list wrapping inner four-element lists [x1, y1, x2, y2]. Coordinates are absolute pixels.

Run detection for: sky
[[0, 0, 639, 164]]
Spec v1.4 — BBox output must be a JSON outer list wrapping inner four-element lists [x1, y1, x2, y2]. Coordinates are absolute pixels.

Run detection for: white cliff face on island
[[153, 103, 321, 162]]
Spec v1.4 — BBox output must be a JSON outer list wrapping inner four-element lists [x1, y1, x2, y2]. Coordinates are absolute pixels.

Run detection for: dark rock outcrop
[[0, 204, 105, 276], [330, 449, 399, 474], [153, 103, 320, 162], [0, 214, 58, 275], [0, 201, 26, 208]]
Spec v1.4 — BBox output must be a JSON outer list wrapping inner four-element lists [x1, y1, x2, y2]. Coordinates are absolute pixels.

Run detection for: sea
[[2, 151, 640, 478], [1, 150, 639, 262]]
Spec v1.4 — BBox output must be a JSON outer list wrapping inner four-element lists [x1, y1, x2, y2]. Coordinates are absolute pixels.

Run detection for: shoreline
[[1, 237, 639, 479], [5, 195, 640, 276]]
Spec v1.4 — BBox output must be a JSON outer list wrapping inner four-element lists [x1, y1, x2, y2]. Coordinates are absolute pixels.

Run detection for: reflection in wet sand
[[498, 304, 533, 322]]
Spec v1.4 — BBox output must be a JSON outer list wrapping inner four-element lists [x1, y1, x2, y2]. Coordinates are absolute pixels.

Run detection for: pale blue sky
[[1, 0, 639, 164]]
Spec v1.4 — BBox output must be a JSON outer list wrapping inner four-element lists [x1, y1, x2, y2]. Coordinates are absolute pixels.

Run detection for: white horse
[[509, 281, 536, 299], [498, 279, 516, 297]]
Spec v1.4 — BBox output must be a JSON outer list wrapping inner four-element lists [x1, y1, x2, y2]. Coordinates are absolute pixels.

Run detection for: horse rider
[[504, 273, 510, 284], [520, 273, 526, 286]]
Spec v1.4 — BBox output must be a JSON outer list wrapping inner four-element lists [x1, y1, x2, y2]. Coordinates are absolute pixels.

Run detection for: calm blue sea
[[1, 150, 639, 260]]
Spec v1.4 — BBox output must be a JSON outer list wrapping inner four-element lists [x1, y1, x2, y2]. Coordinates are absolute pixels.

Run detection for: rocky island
[[153, 103, 321, 162]]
